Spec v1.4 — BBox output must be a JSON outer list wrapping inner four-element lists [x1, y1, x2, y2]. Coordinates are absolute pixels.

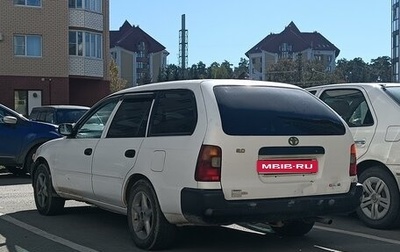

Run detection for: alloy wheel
[[35, 173, 49, 208], [131, 191, 153, 239], [360, 176, 390, 220]]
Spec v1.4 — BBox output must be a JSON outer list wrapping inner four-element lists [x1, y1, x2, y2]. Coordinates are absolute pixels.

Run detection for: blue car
[[0, 103, 61, 175]]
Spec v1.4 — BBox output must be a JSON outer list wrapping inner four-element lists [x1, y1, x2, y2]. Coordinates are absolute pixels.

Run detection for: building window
[[137, 41, 145, 51], [69, 0, 82, 8], [69, 0, 102, 13], [69, 31, 102, 59], [85, 33, 102, 58], [14, 0, 41, 7], [279, 43, 292, 52], [315, 55, 322, 61], [69, 31, 83, 56], [14, 35, 42, 57]]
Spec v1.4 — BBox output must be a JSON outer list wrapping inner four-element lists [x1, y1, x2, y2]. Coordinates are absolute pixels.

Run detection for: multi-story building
[[0, 0, 110, 116], [110, 21, 169, 87], [392, 0, 400, 82], [246, 22, 340, 81]]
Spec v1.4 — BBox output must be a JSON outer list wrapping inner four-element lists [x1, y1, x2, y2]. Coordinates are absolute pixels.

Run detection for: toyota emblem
[[288, 137, 299, 146]]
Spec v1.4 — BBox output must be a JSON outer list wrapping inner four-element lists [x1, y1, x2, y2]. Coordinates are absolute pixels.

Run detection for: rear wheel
[[127, 179, 177, 250], [356, 166, 400, 229], [271, 219, 315, 236], [33, 163, 65, 215]]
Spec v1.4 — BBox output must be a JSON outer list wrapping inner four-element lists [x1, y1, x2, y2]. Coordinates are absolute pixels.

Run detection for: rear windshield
[[384, 86, 400, 105], [214, 85, 346, 136], [56, 109, 87, 124]]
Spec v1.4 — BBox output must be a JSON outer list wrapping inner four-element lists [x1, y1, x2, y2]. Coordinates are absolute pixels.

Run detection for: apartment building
[[110, 21, 169, 87], [393, 0, 400, 82], [246, 22, 340, 81], [0, 0, 110, 116]]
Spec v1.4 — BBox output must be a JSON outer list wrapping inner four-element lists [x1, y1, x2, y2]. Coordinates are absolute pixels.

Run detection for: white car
[[32, 79, 362, 250], [307, 83, 400, 229]]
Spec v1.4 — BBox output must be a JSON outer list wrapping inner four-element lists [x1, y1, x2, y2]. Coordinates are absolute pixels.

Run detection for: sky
[[110, 0, 391, 67]]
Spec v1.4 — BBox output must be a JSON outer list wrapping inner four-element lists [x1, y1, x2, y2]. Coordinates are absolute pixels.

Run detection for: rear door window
[[214, 85, 345, 136], [107, 96, 153, 138], [319, 89, 374, 127]]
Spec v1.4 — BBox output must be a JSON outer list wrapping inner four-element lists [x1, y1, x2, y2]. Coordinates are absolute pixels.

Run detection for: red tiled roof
[[110, 20, 166, 53], [246, 21, 340, 57]]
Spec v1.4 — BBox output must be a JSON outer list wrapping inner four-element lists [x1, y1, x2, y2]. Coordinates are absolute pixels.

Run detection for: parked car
[[29, 105, 89, 125], [0, 103, 61, 175], [307, 83, 400, 229], [31, 79, 362, 250]]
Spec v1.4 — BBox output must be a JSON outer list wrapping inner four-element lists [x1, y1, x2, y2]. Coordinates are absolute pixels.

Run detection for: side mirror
[[3, 116, 17, 125], [58, 123, 74, 136]]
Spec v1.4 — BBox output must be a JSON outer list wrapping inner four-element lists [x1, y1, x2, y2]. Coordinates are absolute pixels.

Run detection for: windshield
[[214, 85, 346, 136]]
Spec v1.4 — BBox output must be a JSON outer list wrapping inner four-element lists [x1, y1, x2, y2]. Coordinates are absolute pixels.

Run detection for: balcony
[[69, 9, 103, 31]]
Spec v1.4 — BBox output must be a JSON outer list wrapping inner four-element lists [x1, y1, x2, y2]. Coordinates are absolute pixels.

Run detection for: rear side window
[[384, 86, 400, 105], [29, 109, 39, 120], [214, 85, 345, 136], [149, 90, 197, 136]]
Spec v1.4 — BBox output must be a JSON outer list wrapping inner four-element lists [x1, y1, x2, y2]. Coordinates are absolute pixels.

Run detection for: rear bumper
[[181, 183, 362, 224]]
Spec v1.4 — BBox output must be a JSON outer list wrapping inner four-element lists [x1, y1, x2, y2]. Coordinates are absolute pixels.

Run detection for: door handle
[[84, 148, 93, 156], [354, 140, 366, 145], [125, 149, 136, 158]]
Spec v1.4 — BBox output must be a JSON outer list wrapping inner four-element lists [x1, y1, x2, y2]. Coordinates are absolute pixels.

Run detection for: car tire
[[356, 166, 400, 229], [271, 219, 315, 236], [127, 179, 177, 250], [33, 163, 65, 215], [24, 146, 39, 175]]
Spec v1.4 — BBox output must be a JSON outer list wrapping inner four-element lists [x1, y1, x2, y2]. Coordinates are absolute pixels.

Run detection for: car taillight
[[195, 145, 222, 182], [349, 144, 357, 176]]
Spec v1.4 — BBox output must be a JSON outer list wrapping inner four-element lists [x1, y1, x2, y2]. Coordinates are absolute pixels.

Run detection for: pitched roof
[[110, 20, 166, 53], [246, 21, 340, 57]]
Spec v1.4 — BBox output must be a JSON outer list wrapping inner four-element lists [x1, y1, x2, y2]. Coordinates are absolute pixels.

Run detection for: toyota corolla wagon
[[31, 79, 362, 250], [308, 83, 400, 229]]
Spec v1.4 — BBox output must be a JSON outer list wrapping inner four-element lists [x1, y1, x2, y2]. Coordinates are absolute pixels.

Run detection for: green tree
[[369, 56, 391, 82], [266, 59, 298, 83], [335, 57, 371, 83], [233, 58, 249, 79], [137, 70, 152, 85], [109, 59, 128, 93], [220, 60, 234, 78]]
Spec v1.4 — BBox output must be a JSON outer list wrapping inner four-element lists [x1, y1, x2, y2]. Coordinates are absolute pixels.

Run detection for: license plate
[[257, 159, 318, 174]]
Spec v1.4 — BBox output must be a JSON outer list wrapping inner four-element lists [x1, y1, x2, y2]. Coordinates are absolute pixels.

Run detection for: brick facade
[[0, 0, 110, 112]]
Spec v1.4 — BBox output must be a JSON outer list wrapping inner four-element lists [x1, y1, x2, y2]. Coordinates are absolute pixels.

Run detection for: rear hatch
[[209, 85, 354, 200]]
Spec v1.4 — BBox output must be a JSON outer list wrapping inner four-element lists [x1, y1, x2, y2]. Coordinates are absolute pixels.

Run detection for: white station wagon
[[308, 83, 400, 229], [32, 79, 362, 250]]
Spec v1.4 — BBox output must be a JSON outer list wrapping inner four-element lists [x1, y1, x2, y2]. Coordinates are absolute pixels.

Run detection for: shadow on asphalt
[[0, 168, 30, 186], [3, 206, 321, 252]]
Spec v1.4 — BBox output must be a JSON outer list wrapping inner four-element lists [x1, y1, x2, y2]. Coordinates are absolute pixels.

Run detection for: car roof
[[111, 79, 301, 96], [31, 105, 90, 110], [307, 82, 400, 90]]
